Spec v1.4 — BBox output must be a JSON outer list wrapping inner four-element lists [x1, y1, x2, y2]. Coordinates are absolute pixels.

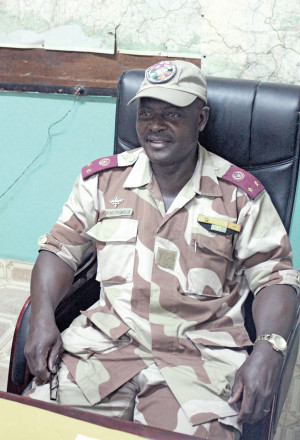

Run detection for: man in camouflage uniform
[[25, 61, 300, 439]]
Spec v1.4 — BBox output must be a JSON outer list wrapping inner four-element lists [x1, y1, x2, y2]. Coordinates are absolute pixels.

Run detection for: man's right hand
[[24, 251, 75, 382], [24, 316, 63, 383]]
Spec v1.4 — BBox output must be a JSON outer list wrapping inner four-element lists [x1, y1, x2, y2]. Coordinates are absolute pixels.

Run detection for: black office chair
[[8, 70, 300, 440]]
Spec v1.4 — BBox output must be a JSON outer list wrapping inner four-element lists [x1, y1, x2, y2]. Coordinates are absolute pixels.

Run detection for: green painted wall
[[0, 91, 299, 269], [0, 92, 116, 263]]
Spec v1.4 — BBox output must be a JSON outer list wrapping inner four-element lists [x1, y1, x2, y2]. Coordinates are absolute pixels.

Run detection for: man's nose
[[149, 114, 167, 131]]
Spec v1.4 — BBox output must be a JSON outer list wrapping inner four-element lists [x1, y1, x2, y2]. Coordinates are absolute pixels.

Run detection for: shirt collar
[[123, 150, 152, 188], [191, 144, 223, 197], [123, 145, 223, 198]]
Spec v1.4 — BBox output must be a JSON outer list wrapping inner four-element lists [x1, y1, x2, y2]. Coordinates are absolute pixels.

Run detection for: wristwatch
[[254, 333, 287, 356]]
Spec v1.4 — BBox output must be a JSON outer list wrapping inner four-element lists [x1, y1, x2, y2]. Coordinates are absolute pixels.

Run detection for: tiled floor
[[0, 258, 299, 438]]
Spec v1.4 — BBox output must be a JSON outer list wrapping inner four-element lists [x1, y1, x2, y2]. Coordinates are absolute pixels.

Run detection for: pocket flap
[[192, 232, 233, 261], [87, 218, 138, 242], [186, 325, 253, 348], [62, 324, 131, 356], [82, 307, 131, 340]]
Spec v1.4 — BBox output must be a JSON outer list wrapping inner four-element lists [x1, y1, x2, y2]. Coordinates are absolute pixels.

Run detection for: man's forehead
[[139, 97, 182, 110], [138, 97, 204, 114]]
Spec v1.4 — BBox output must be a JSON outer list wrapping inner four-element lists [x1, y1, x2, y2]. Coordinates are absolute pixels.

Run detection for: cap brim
[[127, 86, 198, 107]]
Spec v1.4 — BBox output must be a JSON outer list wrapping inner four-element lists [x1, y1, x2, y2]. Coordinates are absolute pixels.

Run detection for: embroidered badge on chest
[[110, 196, 124, 208]]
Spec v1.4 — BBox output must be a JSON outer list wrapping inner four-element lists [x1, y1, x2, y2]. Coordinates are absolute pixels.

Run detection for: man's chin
[[148, 154, 177, 167], [141, 145, 169, 162]]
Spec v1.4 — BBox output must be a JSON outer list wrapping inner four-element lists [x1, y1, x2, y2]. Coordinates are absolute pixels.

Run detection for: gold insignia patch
[[198, 214, 241, 234]]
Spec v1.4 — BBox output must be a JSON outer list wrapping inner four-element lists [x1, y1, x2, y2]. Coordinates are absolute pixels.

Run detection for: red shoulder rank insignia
[[82, 155, 118, 180], [221, 165, 264, 199]]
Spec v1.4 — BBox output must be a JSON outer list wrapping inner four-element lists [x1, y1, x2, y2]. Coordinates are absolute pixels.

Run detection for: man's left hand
[[228, 343, 284, 424]]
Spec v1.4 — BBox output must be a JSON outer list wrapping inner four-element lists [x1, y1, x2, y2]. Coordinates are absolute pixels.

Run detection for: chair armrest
[[7, 298, 33, 394], [55, 251, 99, 332], [7, 251, 100, 394]]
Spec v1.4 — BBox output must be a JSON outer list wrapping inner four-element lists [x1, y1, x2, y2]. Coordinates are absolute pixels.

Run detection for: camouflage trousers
[[28, 362, 240, 440]]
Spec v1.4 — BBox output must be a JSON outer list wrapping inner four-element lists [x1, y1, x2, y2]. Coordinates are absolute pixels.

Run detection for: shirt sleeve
[[234, 189, 300, 296], [38, 174, 100, 271]]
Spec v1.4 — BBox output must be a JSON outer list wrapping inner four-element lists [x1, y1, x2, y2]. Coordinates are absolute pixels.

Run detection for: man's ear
[[198, 106, 210, 133]]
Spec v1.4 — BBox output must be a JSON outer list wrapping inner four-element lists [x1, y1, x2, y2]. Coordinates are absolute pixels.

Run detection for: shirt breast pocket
[[186, 231, 233, 298], [87, 218, 138, 284]]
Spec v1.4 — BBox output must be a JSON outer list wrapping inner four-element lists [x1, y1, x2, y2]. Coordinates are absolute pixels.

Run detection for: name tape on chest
[[104, 209, 133, 217]]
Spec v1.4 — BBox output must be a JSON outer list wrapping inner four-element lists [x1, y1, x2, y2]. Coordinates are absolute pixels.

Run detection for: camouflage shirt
[[38, 145, 300, 428]]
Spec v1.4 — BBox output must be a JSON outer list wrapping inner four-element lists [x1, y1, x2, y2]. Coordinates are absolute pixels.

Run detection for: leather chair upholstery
[[8, 70, 300, 440]]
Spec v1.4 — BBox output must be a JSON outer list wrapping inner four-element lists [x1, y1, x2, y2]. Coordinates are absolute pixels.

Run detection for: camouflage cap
[[128, 60, 207, 107]]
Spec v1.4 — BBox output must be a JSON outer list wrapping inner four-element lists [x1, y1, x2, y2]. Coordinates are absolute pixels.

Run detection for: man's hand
[[229, 284, 298, 424], [25, 315, 63, 383], [228, 343, 284, 424], [24, 251, 75, 382]]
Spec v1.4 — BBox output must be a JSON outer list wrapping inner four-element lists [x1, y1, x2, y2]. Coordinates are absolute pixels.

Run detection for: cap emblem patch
[[146, 61, 177, 84]]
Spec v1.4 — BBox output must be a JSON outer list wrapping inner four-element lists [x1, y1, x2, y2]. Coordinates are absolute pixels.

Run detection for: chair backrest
[[114, 69, 300, 440], [114, 70, 300, 233]]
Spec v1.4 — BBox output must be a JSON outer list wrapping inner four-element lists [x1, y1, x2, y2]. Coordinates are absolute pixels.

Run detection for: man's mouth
[[146, 136, 172, 145]]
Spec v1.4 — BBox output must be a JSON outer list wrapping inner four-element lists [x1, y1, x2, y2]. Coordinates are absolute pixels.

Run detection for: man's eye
[[165, 112, 181, 119], [138, 110, 152, 119]]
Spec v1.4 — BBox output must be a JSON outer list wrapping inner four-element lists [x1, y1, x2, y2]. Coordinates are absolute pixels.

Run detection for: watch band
[[254, 333, 287, 355], [255, 334, 271, 342]]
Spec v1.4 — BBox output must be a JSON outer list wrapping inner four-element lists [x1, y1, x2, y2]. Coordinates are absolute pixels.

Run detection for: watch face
[[273, 335, 287, 350]]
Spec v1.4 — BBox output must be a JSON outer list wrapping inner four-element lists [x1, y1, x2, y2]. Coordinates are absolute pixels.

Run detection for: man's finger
[[32, 352, 51, 382], [228, 379, 243, 404], [237, 386, 257, 424], [246, 397, 273, 424], [47, 338, 62, 372]]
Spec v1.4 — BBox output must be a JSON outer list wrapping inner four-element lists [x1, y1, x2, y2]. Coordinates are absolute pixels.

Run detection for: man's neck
[[151, 152, 198, 211]]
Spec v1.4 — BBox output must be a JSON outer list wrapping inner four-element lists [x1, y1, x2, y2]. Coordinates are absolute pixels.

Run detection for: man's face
[[136, 97, 209, 166]]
